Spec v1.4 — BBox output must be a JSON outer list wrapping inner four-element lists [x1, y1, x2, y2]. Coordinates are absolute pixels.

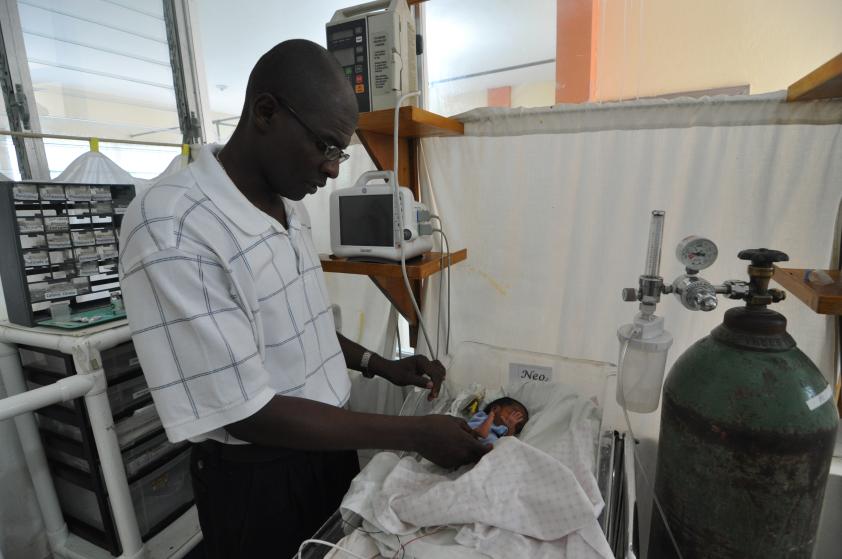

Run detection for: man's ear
[[252, 93, 277, 132]]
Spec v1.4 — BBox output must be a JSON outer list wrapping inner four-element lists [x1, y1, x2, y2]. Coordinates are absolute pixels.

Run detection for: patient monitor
[[330, 170, 432, 261]]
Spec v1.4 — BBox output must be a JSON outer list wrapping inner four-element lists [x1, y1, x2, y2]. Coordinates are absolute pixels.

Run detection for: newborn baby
[[468, 397, 529, 444]]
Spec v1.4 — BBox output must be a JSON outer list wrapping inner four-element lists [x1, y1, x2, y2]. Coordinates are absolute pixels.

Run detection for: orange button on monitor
[[355, 84, 365, 93]]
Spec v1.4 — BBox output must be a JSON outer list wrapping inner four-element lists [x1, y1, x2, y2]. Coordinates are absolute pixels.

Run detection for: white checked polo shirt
[[118, 144, 350, 444]]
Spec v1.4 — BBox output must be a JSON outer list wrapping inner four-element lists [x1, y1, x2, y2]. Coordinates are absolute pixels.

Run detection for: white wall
[[595, 0, 842, 101]]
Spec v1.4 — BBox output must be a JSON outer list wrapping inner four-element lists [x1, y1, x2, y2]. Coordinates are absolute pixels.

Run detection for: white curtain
[[419, 93, 841, 381]]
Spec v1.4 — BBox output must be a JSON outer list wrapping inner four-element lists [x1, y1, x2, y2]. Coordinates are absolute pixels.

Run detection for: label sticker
[[44, 216, 70, 231], [806, 385, 833, 411], [39, 185, 66, 200], [508, 363, 554, 385], [94, 230, 115, 244], [24, 251, 50, 267], [91, 186, 112, 201], [129, 356, 140, 367], [17, 218, 43, 233], [45, 288, 78, 300], [13, 184, 38, 200], [47, 233, 72, 248], [76, 247, 99, 262], [71, 231, 96, 246], [97, 245, 118, 259], [65, 185, 91, 201]]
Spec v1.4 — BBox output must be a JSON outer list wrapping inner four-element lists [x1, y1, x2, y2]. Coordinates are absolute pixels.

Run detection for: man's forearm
[[226, 394, 419, 451]]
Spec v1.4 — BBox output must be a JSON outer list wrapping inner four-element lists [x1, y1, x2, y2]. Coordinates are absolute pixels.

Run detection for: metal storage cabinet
[[0, 181, 134, 327]]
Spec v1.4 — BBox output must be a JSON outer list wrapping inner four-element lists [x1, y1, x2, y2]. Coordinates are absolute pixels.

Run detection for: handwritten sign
[[508, 363, 554, 385]]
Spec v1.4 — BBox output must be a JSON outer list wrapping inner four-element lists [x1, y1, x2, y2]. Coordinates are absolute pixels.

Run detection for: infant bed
[[302, 341, 637, 559]]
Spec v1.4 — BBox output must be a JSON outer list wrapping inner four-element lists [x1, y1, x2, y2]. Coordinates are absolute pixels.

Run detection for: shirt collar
[[190, 144, 300, 236]]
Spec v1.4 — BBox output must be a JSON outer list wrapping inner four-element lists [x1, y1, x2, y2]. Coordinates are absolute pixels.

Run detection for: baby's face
[[496, 404, 527, 434]]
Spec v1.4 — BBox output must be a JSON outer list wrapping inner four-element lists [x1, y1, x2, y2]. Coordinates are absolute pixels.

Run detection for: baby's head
[[484, 397, 529, 435]]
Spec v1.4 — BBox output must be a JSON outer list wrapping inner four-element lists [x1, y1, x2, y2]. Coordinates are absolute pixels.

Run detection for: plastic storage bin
[[37, 404, 162, 450], [42, 427, 186, 479], [106, 373, 150, 416], [100, 341, 142, 380], [53, 447, 193, 541]]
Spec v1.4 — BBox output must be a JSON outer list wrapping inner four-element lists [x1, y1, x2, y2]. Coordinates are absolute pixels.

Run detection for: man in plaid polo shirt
[[119, 39, 488, 558]]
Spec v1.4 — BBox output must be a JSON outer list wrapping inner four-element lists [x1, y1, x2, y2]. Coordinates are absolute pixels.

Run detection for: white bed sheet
[[327, 382, 613, 559]]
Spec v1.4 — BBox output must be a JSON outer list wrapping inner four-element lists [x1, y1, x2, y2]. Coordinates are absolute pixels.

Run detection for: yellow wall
[[512, 81, 555, 108], [594, 0, 842, 101]]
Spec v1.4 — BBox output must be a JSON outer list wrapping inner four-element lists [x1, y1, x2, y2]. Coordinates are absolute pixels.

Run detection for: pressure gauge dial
[[676, 236, 718, 271]]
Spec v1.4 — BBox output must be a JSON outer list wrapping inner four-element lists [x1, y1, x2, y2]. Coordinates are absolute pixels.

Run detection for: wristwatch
[[360, 351, 375, 378]]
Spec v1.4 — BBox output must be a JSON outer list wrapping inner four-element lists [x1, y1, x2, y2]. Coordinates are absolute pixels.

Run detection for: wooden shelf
[[772, 266, 842, 315], [344, 107, 466, 346], [787, 53, 842, 102], [357, 106, 464, 138], [321, 250, 467, 280]]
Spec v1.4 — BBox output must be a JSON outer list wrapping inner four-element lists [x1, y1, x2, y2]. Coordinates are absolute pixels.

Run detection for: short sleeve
[[120, 247, 274, 442]]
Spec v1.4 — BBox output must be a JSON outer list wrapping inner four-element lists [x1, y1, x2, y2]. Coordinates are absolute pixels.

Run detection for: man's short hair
[[241, 39, 356, 120]]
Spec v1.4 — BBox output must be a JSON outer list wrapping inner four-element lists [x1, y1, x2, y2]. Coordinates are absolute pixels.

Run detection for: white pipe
[[0, 323, 131, 358], [0, 342, 70, 551], [75, 353, 145, 559], [0, 324, 147, 558], [0, 375, 94, 421]]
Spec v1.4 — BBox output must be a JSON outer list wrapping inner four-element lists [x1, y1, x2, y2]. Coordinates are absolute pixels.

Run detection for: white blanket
[[334, 386, 613, 559]]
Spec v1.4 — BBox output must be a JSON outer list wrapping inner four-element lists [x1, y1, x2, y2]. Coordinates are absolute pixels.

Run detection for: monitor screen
[[332, 47, 355, 67], [331, 29, 354, 41], [339, 194, 393, 247]]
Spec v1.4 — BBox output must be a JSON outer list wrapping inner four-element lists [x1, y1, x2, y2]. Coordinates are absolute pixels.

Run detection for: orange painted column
[[556, 0, 600, 103], [487, 86, 512, 107]]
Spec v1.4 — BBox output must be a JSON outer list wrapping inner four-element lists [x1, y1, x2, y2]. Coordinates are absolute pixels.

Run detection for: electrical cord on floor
[[618, 331, 684, 559], [296, 538, 369, 559]]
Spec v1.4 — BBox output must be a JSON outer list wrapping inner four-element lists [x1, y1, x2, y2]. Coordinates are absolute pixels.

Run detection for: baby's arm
[[475, 410, 496, 438]]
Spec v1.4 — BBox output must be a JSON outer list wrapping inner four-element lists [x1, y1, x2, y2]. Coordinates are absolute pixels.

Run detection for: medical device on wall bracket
[[617, 211, 787, 413], [326, 0, 418, 113], [330, 170, 433, 261]]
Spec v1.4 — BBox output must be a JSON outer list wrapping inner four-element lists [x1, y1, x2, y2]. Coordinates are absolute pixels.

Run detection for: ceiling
[[16, 0, 557, 117]]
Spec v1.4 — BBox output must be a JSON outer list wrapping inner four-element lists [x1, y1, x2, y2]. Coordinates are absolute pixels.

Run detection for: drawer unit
[[21, 341, 143, 383], [53, 447, 193, 555], [18, 342, 192, 555], [42, 427, 187, 478], [27, 367, 150, 418]]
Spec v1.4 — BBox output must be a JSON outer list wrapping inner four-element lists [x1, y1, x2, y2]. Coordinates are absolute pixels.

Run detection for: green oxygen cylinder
[[649, 249, 839, 559]]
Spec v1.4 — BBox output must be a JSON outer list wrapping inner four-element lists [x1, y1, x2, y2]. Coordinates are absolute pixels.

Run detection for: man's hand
[[414, 415, 491, 468], [373, 354, 446, 400]]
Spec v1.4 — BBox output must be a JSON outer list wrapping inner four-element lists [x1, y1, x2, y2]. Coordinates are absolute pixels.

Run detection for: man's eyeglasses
[[270, 94, 350, 163]]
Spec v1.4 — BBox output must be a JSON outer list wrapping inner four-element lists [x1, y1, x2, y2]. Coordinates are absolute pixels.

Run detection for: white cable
[[396, 317, 403, 358], [418, 143, 452, 356], [392, 90, 435, 356], [618, 329, 684, 559], [432, 227, 451, 357], [296, 538, 369, 559]]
